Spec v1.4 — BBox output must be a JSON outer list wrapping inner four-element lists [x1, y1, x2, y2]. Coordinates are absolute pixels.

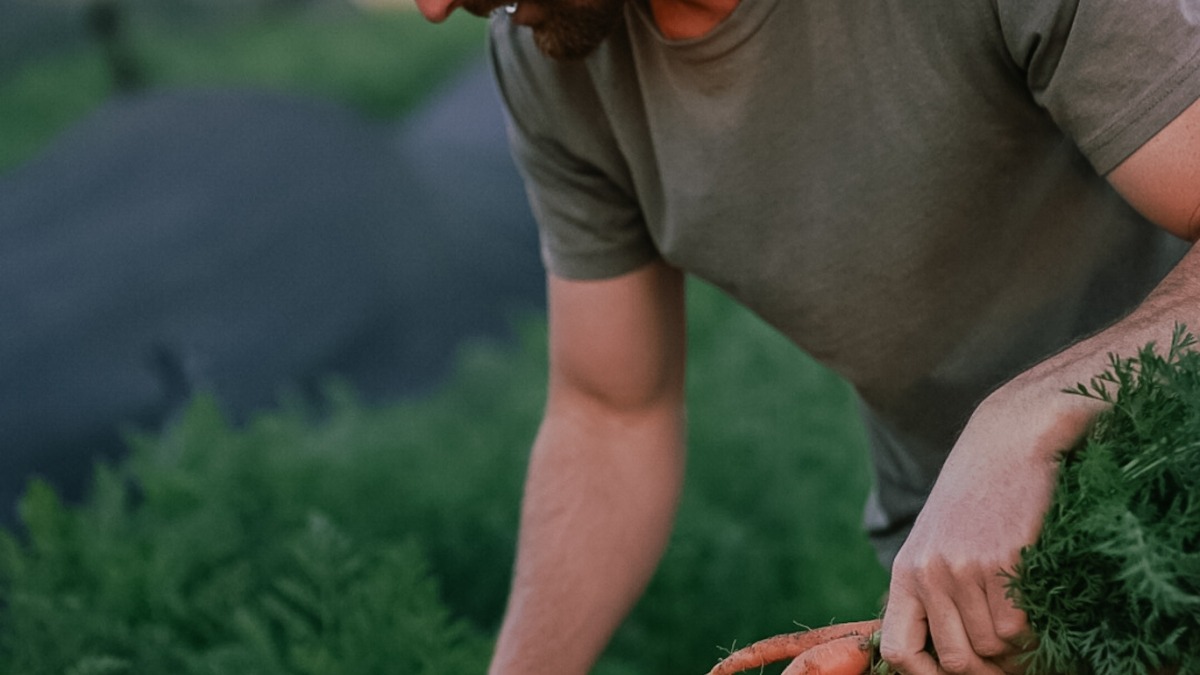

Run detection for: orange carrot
[[705, 619, 882, 675], [780, 634, 874, 675]]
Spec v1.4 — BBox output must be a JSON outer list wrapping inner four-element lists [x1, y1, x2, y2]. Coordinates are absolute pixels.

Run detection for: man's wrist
[[972, 363, 1109, 464]]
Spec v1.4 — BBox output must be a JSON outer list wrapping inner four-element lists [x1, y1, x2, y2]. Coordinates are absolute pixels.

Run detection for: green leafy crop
[[0, 282, 888, 674], [0, 400, 494, 675], [1009, 325, 1200, 675]]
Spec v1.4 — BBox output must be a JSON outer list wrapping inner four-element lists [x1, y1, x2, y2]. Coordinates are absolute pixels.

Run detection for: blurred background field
[[0, 2, 888, 672], [0, 0, 483, 172]]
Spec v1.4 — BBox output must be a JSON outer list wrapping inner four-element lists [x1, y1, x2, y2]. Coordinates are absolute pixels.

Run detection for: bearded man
[[413, 0, 1200, 672]]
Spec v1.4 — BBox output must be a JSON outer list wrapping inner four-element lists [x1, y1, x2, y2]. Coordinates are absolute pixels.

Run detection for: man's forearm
[[488, 396, 686, 675], [1004, 242, 1200, 418], [882, 243, 1199, 674]]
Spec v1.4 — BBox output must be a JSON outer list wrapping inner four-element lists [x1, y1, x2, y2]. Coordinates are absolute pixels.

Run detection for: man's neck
[[648, 0, 739, 39]]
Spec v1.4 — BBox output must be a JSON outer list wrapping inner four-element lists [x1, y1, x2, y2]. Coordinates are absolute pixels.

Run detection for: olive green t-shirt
[[488, 0, 1200, 566]]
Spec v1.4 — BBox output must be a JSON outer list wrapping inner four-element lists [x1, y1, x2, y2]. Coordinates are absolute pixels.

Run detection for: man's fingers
[[883, 566, 1022, 675], [923, 584, 1005, 675], [879, 589, 940, 675], [977, 541, 1036, 674], [985, 571, 1034, 649], [951, 577, 1011, 659]]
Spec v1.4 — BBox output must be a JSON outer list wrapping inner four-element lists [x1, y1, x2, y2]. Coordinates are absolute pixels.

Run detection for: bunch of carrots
[[705, 619, 889, 675]]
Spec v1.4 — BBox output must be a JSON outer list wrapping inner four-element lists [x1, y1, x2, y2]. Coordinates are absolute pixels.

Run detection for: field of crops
[[0, 8, 888, 673]]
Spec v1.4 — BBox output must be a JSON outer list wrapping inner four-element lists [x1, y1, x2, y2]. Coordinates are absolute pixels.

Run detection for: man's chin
[[529, 0, 627, 61], [533, 30, 607, 61]]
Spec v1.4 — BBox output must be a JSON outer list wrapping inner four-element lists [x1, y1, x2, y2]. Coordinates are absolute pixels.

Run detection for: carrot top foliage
[[0, 281, 888, 674], [1009, 325, 1200, 675]]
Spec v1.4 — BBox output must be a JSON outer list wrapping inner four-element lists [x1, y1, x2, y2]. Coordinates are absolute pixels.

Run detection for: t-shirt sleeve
[[998, 0, 1200, 174], [487, 21, 659, 281]]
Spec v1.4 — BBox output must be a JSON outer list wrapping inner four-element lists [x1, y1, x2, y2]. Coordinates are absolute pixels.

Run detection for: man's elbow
[[1184, 199, 1200, 242], [547, 366, 684, 420]]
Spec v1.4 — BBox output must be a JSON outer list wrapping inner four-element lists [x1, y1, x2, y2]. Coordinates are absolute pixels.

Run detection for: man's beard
[[531, 0, 627, 61], [463, 0, 628, 61]]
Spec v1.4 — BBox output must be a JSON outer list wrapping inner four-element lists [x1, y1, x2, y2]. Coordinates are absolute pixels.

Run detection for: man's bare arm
[[882, 96, 1200, 675], [488, 260, 687, 675]]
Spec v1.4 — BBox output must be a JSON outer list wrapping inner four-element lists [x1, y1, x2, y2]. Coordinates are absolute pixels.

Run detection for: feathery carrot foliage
[[0, 281, 887, 674], [1010, 325, 1200, 675]]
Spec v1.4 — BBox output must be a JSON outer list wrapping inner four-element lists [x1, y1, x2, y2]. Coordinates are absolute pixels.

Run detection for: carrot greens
[[1008, 325, 1200, 675]]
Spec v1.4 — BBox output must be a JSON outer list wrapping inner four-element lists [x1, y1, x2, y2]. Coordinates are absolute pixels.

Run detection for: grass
[[0, 48, 112, 173], [126, 10, 486, 117], [0, 8, 486, 173]]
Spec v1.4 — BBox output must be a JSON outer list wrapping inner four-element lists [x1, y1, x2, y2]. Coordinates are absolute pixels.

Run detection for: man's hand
[[881, 88, 1200, 675], [879, 377, 1105, 674]]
